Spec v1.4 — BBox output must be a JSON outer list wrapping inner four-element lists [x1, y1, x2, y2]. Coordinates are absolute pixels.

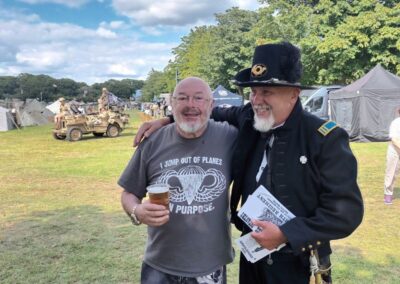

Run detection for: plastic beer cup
[[146, 184, 169, 207]]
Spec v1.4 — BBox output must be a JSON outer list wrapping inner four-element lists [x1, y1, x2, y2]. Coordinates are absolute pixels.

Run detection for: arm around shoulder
[[211, 105, 248, 128], [133, 117, 171, 147]]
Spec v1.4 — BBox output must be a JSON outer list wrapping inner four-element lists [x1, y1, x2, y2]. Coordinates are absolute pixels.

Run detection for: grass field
[[1, 110, 400, 283]]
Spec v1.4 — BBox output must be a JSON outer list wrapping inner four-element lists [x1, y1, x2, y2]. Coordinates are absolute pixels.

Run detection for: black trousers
[[239, 252, 310, 284]]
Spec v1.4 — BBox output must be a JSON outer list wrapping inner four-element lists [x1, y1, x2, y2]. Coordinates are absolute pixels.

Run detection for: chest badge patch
[[300, 156, 308, 164]]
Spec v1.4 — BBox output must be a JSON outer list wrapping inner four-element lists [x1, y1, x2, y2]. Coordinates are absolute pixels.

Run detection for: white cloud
[[0, 0, 263, 85], [111, 0, 262, 27], [0, 6, 41, 22], [108, 63, 136, 76], [18, 0, 90, 8], [109, 21, 125, 29], [16, 48, 66, 68], [96, 27, 117, 38], [232, 0, 262, 10], [139, 26, 161, 36], [112, 0, 231, 26], [99, 20, 128, 30], [0, 11, 175, 84]]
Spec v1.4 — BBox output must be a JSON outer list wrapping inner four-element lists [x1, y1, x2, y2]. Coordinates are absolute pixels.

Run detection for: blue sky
[[0, 0, 262, 84]]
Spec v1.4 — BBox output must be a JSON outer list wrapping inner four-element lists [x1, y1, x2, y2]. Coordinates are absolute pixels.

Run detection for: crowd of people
[[141, 100, 171, 118]]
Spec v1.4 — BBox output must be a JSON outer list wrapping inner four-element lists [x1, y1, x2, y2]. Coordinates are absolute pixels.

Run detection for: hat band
[[252, 78, 299, 85]]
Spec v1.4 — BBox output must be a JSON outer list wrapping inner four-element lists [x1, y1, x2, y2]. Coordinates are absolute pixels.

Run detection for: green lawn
[[1, 110, 399, 283]]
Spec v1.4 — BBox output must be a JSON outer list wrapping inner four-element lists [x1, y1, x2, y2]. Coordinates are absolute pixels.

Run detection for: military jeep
[[52, 110, 129, 141]]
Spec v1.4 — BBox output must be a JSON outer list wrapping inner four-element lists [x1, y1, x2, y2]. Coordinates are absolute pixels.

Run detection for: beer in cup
[[146, 184, 169, 207]]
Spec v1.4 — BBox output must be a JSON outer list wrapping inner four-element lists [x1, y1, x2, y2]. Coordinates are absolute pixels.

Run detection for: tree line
[[0, 73, 144, 102]]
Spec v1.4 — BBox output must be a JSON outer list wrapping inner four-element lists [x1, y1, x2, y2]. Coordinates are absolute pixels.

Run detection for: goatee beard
[[176, 122, 203, 133], [253, 113, 275, 132]]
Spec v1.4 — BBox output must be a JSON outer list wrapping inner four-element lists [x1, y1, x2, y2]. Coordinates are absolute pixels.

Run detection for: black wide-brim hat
[[233, 42, 314, 89]]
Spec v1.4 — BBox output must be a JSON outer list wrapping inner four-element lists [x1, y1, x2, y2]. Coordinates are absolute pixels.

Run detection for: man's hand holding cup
[[136, 184, 170, 227]]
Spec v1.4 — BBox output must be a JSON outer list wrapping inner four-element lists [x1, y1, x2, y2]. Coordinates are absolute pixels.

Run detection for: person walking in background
[[134, 42, 364, 284], [119, 77, 237, 284], [384, 108, 400, 205]]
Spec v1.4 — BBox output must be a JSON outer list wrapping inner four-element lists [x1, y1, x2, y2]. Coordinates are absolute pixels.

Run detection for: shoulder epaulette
[[318, 120, 337, 136]]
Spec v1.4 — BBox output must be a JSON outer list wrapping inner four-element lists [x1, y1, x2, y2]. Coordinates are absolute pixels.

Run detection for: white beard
[[176, 121, 203, 134], [253, 113, 275, 132], [173, 106, 211, 135]]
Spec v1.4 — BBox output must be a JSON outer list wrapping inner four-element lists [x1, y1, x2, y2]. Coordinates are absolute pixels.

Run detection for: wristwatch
[[129, 205, 142, 225]]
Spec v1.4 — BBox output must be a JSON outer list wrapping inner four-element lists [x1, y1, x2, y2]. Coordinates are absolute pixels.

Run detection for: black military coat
[[212, 100, 364, 258]]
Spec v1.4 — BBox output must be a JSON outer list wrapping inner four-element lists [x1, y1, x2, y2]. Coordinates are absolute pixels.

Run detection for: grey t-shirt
[[118, 120, 238, 277]]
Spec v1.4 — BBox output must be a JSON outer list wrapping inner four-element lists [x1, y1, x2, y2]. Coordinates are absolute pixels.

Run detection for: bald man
[[119, 77, 238, 284]]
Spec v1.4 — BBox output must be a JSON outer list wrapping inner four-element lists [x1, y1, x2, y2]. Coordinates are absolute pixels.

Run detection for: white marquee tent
[[0, 106, 16, 131]]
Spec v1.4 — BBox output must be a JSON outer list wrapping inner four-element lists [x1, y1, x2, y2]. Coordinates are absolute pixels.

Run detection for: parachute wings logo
[[157, 165, 226, 205]]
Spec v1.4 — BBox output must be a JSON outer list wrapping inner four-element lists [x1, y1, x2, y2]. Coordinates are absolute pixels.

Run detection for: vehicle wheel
[[93, 132, 104, 137], [66, 127, 83, 141], [106, 124, 119, 138], [52, 132, 66, 140]]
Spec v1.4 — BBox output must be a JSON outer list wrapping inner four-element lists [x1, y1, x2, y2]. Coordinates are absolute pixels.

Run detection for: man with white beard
[[134, 42, 363, 284], [119, 77, 237, 284]]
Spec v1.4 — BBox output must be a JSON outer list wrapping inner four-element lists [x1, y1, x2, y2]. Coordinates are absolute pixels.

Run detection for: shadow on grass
[[0, 206, 146, 284]]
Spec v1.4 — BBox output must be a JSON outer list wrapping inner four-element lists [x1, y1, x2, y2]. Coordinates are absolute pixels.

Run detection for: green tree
[[314, 1, 400, 83], [141, 69, 169, 102], [0, 76, 17, 99], [171, 26, 216, 84], [206, 8, 258, 89], [54, 78, 80, 101], [166, 8, 257, 91], [0, 74, 145, 102], [257, 0, 400, 84], [90, 79, 143, 102], [15, 74, 57, 101], [163, 61, 182, 93], [115, 79, 144, 99]]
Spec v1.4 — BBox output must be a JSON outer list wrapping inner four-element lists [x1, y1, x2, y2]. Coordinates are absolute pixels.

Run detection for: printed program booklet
[[235, 185, 295, 263]]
